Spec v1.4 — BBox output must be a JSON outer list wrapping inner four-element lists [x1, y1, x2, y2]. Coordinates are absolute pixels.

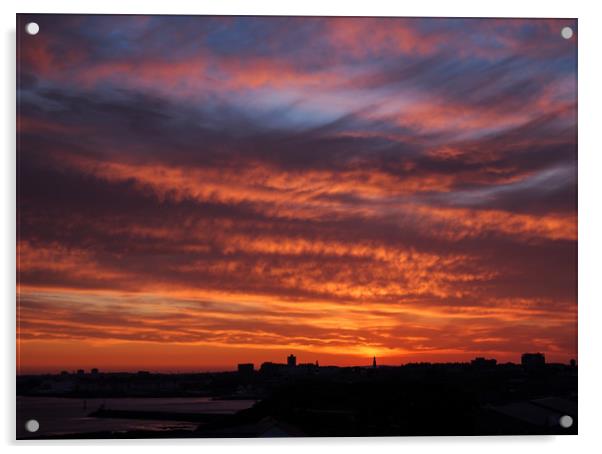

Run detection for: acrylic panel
[[16, 14, 577, 439]]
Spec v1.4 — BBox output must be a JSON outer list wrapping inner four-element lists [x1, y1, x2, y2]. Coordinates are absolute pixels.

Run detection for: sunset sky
[[17, 15, 577, 373]]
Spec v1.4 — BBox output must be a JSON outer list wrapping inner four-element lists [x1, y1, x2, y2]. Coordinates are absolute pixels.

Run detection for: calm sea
[[16, 396, 256, 439]]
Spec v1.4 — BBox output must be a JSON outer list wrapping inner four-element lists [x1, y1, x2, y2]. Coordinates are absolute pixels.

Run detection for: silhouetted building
[[372, 356, 377, 368], [238, 363, 254, 375], [260, 362, 286, 374], [76, 369, 85, 376], [522, 352, 545, 369], [297, 363, 319, 374], [287, 354, 297, 367], [91, 368, 99, 375], [471, 357, 497, 369], [60, 370, 69, 376], [570, 359, 576, 368]]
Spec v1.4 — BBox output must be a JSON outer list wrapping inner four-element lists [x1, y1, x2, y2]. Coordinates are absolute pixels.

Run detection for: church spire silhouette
[[372, 356, 377, 368]]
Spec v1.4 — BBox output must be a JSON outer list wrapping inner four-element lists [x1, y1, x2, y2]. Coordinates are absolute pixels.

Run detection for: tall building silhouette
[[521, 352, 545, 369], [372, 356, 377, 368], [287, 354, 296, 367]]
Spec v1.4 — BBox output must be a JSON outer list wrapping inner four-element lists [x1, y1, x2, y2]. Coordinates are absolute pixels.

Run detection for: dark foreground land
[[17, 361, 577, 438]]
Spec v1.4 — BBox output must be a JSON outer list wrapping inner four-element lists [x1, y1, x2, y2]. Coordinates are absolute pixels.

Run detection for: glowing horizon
[[17, 15, 577, 374]]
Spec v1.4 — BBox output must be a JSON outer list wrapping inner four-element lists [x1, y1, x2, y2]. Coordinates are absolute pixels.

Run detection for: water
[[16, 396, 257, 439]]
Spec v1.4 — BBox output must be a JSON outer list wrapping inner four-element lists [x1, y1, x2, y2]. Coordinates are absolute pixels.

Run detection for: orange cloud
[[16, 15, 577, 373]]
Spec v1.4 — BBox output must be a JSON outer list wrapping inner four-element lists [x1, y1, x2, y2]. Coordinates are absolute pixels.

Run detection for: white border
[[2, 1, 601, 453]]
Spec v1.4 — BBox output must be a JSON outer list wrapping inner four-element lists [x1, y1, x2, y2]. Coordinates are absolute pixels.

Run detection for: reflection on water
[[17, 396, 256, 438]]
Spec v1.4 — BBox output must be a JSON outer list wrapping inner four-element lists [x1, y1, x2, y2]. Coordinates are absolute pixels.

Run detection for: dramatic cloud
[[17, 15, 577, 372]]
